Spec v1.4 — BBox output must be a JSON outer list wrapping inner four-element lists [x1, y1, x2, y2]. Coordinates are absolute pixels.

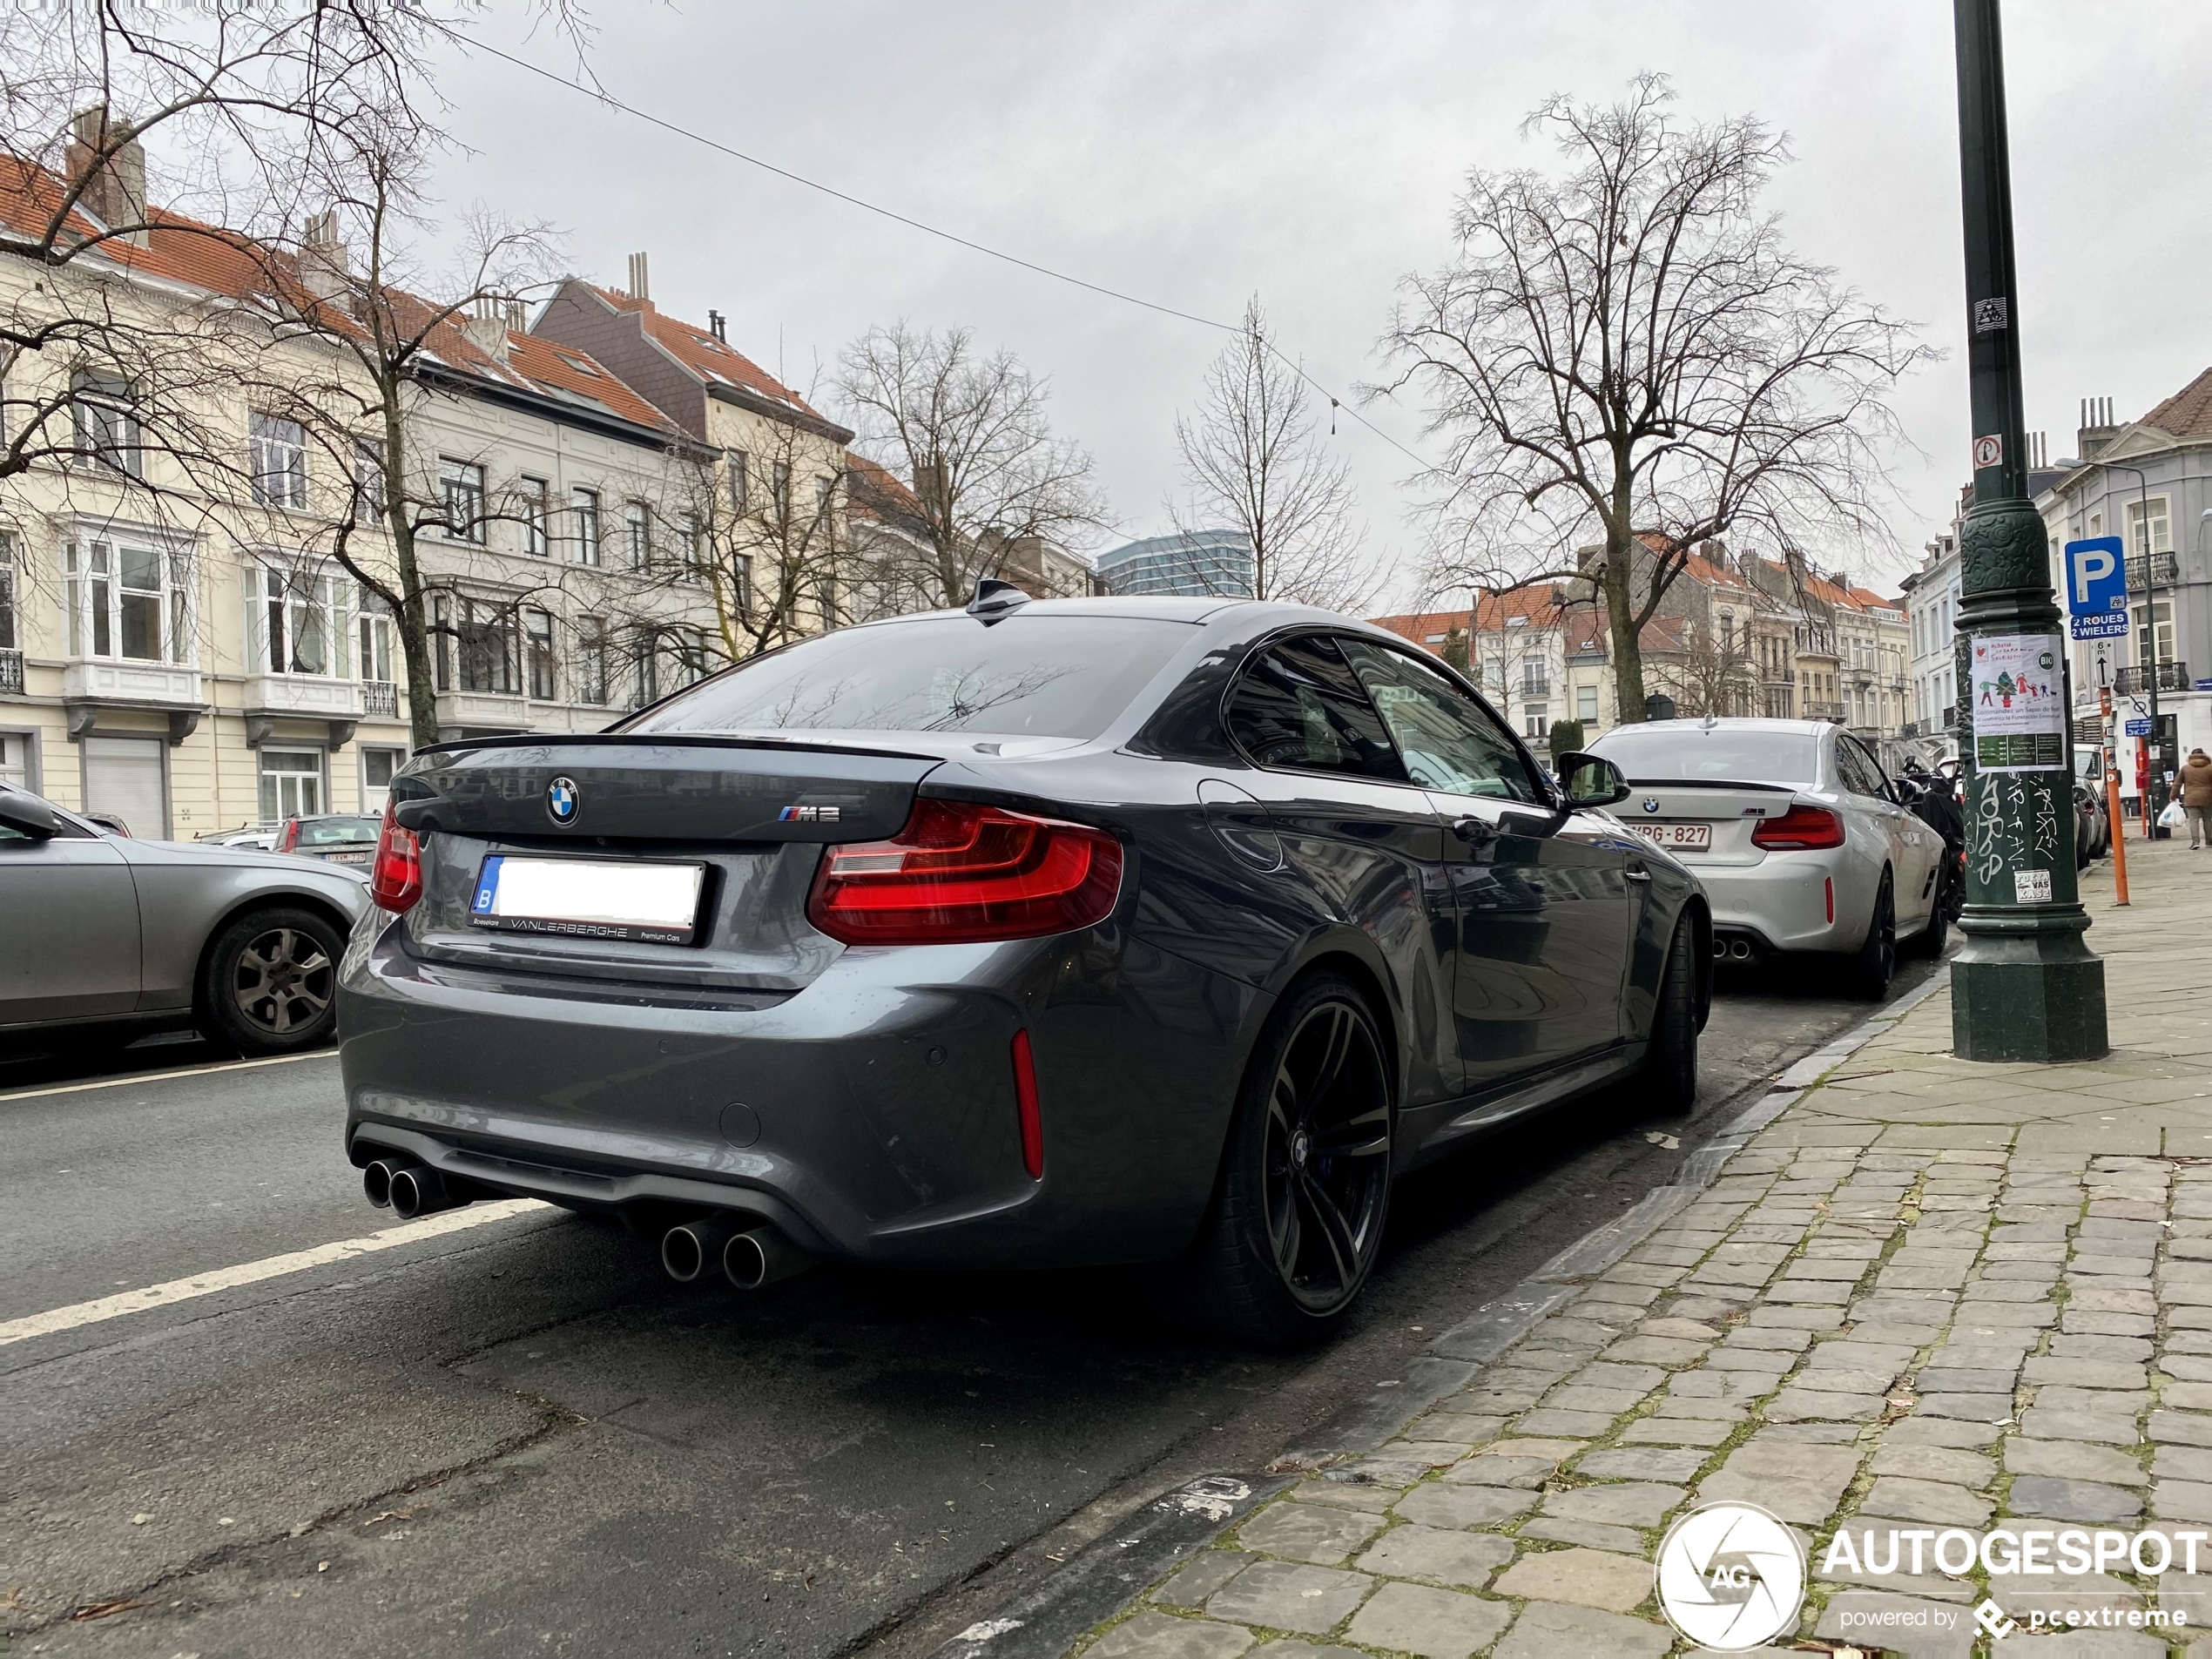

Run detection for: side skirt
[[1396, 1043, 1645, 1171]]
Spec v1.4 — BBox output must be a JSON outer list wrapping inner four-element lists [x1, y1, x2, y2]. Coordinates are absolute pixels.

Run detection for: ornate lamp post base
[[1952, 920, 2108, 1062]]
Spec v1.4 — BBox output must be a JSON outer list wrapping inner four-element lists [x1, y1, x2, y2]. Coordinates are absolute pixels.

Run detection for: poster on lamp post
[[1970, 634, 2067, 770]]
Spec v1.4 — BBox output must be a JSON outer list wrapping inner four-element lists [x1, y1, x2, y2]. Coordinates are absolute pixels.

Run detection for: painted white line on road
[[0, 1048, 338, 1105], [0, 1198, 550, 1347]]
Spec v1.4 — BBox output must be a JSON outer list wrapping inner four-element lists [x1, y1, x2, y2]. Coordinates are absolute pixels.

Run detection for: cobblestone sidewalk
[[1060, 836, 2212, 1658]]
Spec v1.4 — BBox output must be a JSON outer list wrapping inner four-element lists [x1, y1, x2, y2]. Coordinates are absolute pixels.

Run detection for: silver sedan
[[1586, 718, 1946, 998], [0, 782, 370, 1055]]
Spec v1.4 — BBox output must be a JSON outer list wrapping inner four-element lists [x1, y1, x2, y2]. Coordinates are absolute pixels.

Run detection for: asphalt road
[[0, 950, 1944, 1658]]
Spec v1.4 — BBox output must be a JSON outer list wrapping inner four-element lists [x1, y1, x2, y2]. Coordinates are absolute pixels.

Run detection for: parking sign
[[2066, 536, 2128, 639]]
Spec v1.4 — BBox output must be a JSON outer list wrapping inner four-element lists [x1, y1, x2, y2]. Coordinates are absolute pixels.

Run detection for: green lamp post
[[1948, 0, 2108, 1061]]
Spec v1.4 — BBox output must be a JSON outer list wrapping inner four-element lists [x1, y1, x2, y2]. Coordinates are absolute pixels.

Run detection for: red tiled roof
[[1372, 586, 1587, 644], [844, 450, 920, 517], [2143, 367, 2212, 440], [584, 283, 823, 421]]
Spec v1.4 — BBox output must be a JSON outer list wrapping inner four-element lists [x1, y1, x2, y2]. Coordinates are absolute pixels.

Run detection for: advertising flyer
[[1970, 633, 2067, 771]]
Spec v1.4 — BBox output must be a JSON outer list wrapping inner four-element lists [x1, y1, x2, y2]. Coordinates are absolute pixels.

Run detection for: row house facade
[[0, 145, 789, 837]]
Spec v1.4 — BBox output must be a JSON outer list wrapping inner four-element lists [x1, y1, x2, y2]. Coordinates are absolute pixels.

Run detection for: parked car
[[339, 593, 1710, 1345], [275, 813, 383, 866], [1585, 718, 1946, 997], [2073, 745, 2112, 862], [0, 781, 370, 1055], [81, 811, 132, 837], [199, 825, 281, 852]]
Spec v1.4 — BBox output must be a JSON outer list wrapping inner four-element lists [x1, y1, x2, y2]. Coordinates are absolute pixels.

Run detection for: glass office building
[[1097, 529, 1254, 598]]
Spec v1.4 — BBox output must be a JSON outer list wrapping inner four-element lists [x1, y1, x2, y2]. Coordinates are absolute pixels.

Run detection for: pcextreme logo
[[1655, 1501, 1805, 1651]]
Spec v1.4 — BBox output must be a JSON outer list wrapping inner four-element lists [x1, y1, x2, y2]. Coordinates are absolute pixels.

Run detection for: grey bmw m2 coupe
[[339, 589, 1709, 1344]]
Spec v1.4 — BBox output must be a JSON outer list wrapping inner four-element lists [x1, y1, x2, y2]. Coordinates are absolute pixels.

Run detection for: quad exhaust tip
[[659, 1218, 813, 1290], [1710, 937, 1756, 962], [367, 1157, 469, 1221]]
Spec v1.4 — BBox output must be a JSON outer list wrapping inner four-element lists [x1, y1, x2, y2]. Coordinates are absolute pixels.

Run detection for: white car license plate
[[1629, 822, 1712, 851], [469, 854, 705, 945], [324, 851, 370, 864]]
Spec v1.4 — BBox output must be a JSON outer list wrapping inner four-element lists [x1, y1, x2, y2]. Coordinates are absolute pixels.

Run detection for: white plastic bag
[[2161, 801, 2187, 828]]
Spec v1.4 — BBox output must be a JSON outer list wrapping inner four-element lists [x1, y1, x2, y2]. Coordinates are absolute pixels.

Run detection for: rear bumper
[[1676, 852, 1866, 955], [337, 916, 1259, 1270]]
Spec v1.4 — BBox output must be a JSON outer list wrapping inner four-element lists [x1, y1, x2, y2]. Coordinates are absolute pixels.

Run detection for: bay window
[[66, 537, 192, 664]]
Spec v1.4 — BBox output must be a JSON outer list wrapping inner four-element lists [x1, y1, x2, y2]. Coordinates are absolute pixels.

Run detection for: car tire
[[199, 906, 344, 1056], [1639, 918, 1699, 1114], [1193, 972, 1393, 1349], [1904, 867, 1950, 960], [1843, 873, 1896, 1002]]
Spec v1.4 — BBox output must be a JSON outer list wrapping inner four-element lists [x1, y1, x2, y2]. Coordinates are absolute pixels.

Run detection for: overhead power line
[[439, 26, 1436, 477]]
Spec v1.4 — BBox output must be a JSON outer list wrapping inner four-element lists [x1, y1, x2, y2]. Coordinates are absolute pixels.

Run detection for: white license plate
[[469, 855, 705, 945], [1629, 821, 1712, 851], [323, 851, 370, 864]]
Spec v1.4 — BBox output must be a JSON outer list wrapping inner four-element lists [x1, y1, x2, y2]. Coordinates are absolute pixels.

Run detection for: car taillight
[[806, 799, 1123, 945], [369, 799, 422, 913], [276, 819, 300, 852], [1752, 805, 1845, 851]]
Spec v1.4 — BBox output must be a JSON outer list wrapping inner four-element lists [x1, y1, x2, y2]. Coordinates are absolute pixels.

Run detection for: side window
[[1837, 739, 1885, 799], [1226, 635, 1407, 782], [1339, 638, 1542, 803]]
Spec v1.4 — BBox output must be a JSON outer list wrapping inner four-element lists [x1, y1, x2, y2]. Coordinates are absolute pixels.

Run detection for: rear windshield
[[1591, 727, 1820, 786], [297, 817, 381, 844], [625, 615, 1197, 740]]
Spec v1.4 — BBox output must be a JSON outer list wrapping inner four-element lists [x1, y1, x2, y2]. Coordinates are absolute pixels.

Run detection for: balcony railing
[[1521, 678, 1552, 698], [1802, 699, 1846, 720], [2114, 662, 2191, 694], [1942, 705, 1958, 729], [362, 679, 398, 718], [2127, 551, 2181, 589], [0, 647, 21, 695]]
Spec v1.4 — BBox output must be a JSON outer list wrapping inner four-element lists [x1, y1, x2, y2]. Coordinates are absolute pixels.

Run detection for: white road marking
[[0, 1198, 550, 1347], [0, 1048, 338, 1105]]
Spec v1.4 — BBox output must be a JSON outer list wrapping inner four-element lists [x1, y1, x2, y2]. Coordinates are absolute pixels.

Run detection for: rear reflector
[[369, 799, 423, 913], [1824, 876, 1835, 925], [1011, 1029, 1044, 1179], [806, 799, 1123, 945], [1752, 805, 1845, 851]]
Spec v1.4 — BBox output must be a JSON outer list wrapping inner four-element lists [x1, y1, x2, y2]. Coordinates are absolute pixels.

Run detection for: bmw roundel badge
[[547, 776, 581, 825], [1642, 798, 1661, 814]]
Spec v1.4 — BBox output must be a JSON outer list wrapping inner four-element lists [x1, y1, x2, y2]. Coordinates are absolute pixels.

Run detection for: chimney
[[463, 297, 510, 365], [64, 106, 147, 246], [298, 208, 350, 304], [2078, 395, 2121, 461], [707, 308, 726, 342], [626, 251, 651, 302]]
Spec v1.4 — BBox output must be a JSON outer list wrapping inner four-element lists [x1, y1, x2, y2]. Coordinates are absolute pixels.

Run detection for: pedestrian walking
[[2179, 749, 2212, 849]]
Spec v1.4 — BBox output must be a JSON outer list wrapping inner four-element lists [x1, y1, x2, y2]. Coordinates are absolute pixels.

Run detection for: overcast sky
[[421, 1, 2212, 612]]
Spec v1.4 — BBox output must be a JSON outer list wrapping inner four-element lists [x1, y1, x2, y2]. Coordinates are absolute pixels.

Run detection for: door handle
[[1453, 816, 1499, 847], [1625, 867, 1652, 882]]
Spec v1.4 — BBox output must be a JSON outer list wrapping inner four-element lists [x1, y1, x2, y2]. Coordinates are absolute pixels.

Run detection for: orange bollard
[[2107, 764, 2130, 906]]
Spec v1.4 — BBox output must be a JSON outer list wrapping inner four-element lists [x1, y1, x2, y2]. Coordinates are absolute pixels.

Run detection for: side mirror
[[1555, 751, 1630, 808], [0, 791, 62, 840]]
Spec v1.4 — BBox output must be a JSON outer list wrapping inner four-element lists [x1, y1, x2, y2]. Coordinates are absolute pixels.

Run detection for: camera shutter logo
[[1655, 1501, 1805, 1651]]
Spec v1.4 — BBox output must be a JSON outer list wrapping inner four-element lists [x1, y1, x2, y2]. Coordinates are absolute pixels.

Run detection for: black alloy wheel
[[1197, 974, 1393, 1346], [199, 906, 343, 1055]]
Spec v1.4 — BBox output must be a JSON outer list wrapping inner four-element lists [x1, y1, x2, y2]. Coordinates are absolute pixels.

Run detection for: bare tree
[[1377, 75, 1930, 722], [691, 412, 850, 664], [0, 3, 443, 489], [837, 322, 1105, 610], [1652, 624, 1756, 718], [1171, 296, 1368, 610]]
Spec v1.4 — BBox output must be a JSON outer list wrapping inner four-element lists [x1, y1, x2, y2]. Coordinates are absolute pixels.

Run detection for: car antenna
[[1701, 714, 1718, 729], [968, 577, 1031, 624]]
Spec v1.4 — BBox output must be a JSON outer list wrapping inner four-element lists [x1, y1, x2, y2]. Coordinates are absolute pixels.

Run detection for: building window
[[259, 749, 325, 823], [352, 438, 386, 528], [675, 626, 707, 687], [440, 458, 486, 542], [624, 500, 651, 569], [0, 543, 16, 651], [358, 587, 394, 685], [525, 606, 556, 700], [732, 551, 752, 613], [520, 475, 550, 556], [578, 617, 609, 705], [1521, 705, 1548, 738], [249, 412, 307, 508], [813, 476, 833, 521], [772, 462, 791, 523], [682, 510, 705, 580], [72, 373, 141, 477], [632, 636, 659, 708], [260, 567, 349, 677], [66, 538, 190, 664], [572, 488, 601, 564], [2134, 600, 2175, 669], [2125, 498, 2171, 557], [361, 746, 404, 813], [729, 450, 750, 515], [1576, 685, 1599, 725], [456, 598, 516, 693]]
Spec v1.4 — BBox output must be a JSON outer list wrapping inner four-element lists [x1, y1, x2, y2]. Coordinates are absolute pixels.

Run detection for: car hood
[[125, 836, 373, 885]]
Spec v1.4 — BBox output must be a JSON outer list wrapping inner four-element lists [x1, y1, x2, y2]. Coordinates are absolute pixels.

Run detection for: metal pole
[[1948, 0, 2107, 1061]]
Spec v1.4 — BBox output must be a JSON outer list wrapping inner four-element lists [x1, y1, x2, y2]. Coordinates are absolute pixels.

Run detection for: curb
[[929, 969, 1951, 1659]]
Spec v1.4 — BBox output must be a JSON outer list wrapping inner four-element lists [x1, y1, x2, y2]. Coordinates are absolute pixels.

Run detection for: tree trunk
[[1602, 523, 1647, 724]]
